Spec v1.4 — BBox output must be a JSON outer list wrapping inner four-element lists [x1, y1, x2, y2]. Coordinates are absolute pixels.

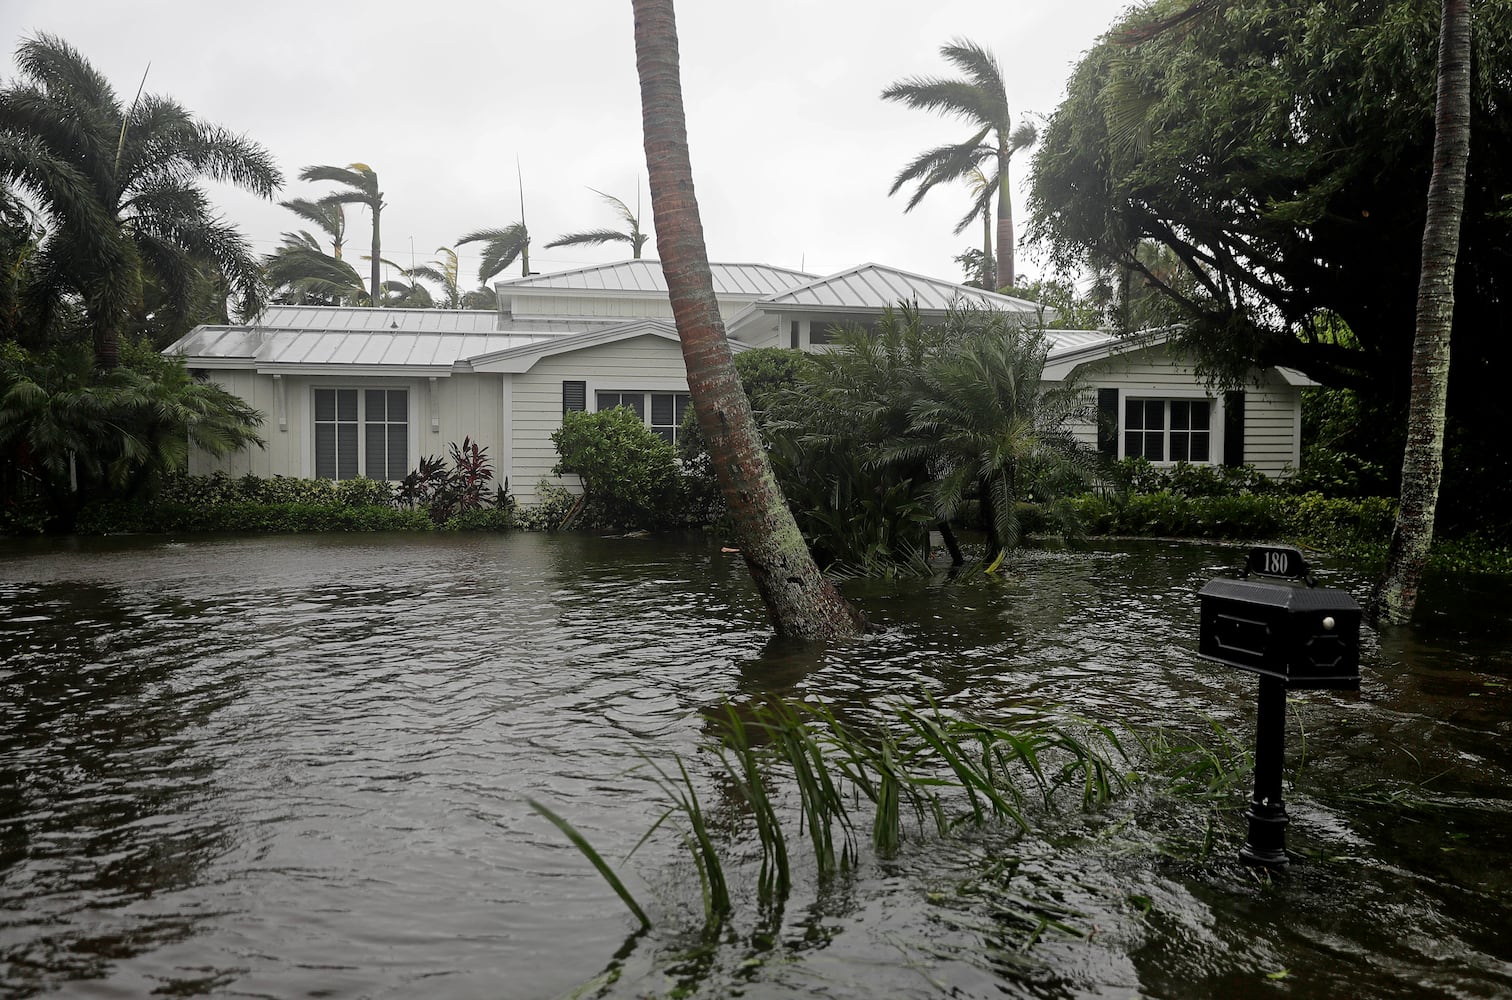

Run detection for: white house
[[165, 260, 1311, 504]]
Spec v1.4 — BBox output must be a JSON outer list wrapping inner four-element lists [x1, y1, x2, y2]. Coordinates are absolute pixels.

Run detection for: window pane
[[366, 389, 386, 422], [316, 424, 336, 479], [1144, 400, 1165, 429], [315, 389, 335, 422], [596, 391, 621, 411], [387, 390, 407, 422], [1171, 434, 1189, 462], [1171, 400, 1190, 430], [1125, 399, 1144, 430], [1143, 432, 1164, 462], [337, 424, 359, 480], [651, 393, 674, 426], [1191, 400, 1211, 430], [1125, 431, 1142, 458], [625, 394, 644, 419], [1190, 434, 1210, 462], [337, 389, 358, 421], [675, 394, 691, 423], [652, 427, 674, 445], [366, 424, 385, 478], [388, 425, 408, 478]]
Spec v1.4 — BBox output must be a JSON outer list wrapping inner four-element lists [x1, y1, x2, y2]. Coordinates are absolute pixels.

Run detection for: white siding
[[509, 334, 692, 504], [1064, 345, 1303, 475], [187, 372, 506, 485]]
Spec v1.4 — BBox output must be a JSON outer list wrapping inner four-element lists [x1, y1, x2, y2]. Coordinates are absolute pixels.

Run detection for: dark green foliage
[[552, 408, 681, 531], [1027, 0, 1512, 540], [76, 498, 432, 535], [0, 340, 263, 531]]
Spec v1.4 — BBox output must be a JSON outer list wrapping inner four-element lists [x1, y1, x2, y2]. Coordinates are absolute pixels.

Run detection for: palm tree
[[298, 163, 382, 304], [0, 34, 281, 367], [457, 221, 530, 284], [279, 197, 345, 258], [882, 39, 1036, 290], [1377, 0, 1471, 623], [892, 317, 1089, 555], [545, 187, 650, 259], [632, 0, 864, 639], [264, 231, 368, 306]]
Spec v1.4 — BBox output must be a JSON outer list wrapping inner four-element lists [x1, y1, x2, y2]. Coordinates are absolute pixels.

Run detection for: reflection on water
[[0, 532, 1508, 998]]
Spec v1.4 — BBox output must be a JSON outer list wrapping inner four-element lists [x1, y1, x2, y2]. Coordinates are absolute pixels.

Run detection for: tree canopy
[[1027, 0, 1512, 529], [0, 33, 281, 366]]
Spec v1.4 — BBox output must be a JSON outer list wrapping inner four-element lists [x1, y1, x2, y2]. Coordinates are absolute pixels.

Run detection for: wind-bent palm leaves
[[457, 222, 530, 284], [299, 163, 382, 303], [546, 188, 650, 259], [0, 33, 281, 367], [279, 197, 345, 258], [882, 39, 1035, 291], [264, 231, 369, 306]]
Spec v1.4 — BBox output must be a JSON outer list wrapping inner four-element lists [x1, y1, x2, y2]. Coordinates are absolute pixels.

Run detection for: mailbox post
[[1197, 546, 1361, 872]]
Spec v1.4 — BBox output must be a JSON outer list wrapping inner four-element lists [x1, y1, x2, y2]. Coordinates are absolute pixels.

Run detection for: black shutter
[[562, 380, 587, 414], [1096, 388, 1119, 457], [1223, 390, 1245, 466]]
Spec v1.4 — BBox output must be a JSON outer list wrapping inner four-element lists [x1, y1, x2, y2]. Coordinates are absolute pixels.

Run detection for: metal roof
[[254, 305, 503, 333], [496, 260, 819, 297], [756, 263, 1053, 316], [1044, 330, 1116, 358], [167, 324, 553, 372]]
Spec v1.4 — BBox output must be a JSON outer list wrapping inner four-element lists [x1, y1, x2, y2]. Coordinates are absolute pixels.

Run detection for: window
[[596, 390, 693, 445], [1124, 398, 1211, 463], [314, 388, 408, 480]]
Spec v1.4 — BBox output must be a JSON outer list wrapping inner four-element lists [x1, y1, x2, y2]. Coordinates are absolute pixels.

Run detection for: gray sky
[[2, 1, 1131, 290]]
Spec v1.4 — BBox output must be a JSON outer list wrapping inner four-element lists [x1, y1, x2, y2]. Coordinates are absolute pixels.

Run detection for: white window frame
[[594, 388, 693, 446], [312, 385, 413, 481], [1119, 391, 1220, 465]]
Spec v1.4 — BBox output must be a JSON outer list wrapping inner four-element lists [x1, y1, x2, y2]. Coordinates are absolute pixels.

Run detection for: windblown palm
[[457, 222, 530, 284], [279, 197, 345, 258], [885, 314, 1089, 554], [545, 188, 650, 259], [882, 39, 1035, 290], [264, 232, 368, 306], [0, 34, 281, 367], [299, 163, 382, 302]]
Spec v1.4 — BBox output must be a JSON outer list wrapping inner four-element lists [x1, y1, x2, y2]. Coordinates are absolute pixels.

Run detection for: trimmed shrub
[[552, 408, 682, 530]]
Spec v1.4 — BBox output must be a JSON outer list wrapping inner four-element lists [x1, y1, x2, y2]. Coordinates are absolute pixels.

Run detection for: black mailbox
[[1198, 548, 1361, 690]]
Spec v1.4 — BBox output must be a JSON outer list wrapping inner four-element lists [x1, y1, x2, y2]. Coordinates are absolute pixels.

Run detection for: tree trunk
[[980, 208, 993, 289], [995, 142, 1014, 291], [631, 0, 865, 640], [369, 201, 382, 306], [1375, 0, 1470, 623]]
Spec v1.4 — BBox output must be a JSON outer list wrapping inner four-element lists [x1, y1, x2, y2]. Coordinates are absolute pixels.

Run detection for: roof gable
[[753, 263, 1053, 317], [466, 319, 737, 373], [495, 260, 819, 297]]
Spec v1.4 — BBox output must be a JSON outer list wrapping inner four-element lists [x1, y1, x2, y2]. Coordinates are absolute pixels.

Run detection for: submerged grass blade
[[526, 797, 652, 930]]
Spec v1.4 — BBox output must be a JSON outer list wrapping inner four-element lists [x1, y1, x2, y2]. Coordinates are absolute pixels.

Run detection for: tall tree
[[882, 39, 1035, 290], [0, 34, 280, 367], [263, 231, 368, 306], [1028, 0, 1511, 537], [279, 197, 345, 258], [457, 221, 530, 283], [299, 163, 382, 304], [631, 0, 864, 639], [545, 187, 650, 259], [1376, 0, 1471, 623]]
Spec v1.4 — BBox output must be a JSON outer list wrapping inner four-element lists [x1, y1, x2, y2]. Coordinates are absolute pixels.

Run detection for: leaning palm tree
[[632, 0, 864, 639], [279, 197, 345, 258], [882, 39, 1036, 290], [0, 34, 281, 367], [457, 222, 530, 284], [299, 163, 382, 304], [545, 187, 650, 259]]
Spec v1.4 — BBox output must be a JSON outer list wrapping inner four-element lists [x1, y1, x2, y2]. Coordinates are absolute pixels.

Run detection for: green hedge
[[76, 499, 433, 535]]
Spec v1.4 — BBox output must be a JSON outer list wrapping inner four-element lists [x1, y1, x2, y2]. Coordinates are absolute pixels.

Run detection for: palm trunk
[[631, 0, 865, 639], [1375, 0, 1470, 623], [369, 203, 382, 306], [981, 208, 993, 289], [995, 143, 1014, 291]]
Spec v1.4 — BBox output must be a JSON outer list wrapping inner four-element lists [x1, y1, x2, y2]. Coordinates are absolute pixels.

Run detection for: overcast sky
[[2, 1, 1132, 292]]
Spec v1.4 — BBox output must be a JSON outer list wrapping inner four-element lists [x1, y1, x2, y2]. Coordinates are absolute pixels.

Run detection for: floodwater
[[0, 532, 1508, 999]]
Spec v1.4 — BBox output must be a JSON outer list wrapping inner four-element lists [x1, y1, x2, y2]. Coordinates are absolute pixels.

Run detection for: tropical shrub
[[515, 482, 585, 532], [552, 408, 681, 530]]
